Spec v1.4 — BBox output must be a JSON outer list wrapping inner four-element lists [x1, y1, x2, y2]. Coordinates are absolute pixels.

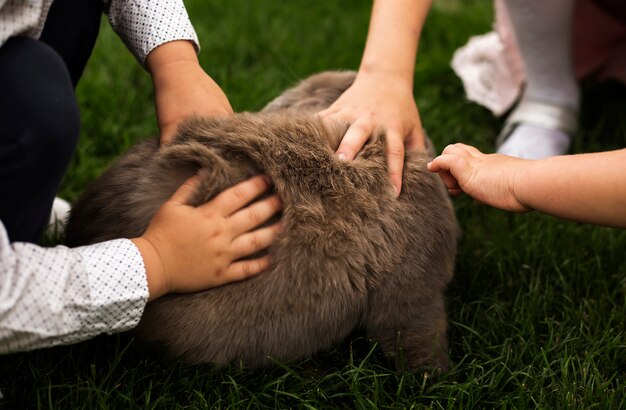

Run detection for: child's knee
[[0, 37, 80, 169]]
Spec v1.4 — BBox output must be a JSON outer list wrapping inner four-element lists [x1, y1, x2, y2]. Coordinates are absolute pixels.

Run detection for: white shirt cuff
[[107, 0, 200, 66]]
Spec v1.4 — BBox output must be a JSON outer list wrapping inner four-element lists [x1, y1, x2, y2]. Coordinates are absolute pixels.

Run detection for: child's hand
[[427, 143, 531, 212], [132, 175, 282, 301], [318, 71, 425, 196]]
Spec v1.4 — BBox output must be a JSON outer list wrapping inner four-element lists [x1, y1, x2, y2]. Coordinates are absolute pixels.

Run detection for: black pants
[[0, 0, 103, 242]]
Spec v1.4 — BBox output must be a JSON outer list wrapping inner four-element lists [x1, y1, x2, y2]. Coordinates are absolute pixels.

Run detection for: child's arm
[[146, 40, 233, 145], [106, 1, 233, 145], [0, 175, 281, 354], [319, 0, 432, 196], [427, 143, 626, 228]]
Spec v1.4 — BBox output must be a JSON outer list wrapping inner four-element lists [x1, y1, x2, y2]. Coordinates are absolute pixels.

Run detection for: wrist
[[511, 159, 534, 212], [150, 60, 201, 92], [131, 237, 168, 302], [147, 40, 198, 77], [357, 62, 415, 87]]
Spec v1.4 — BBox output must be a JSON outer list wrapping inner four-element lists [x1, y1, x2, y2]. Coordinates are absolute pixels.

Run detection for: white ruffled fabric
[[450, 0, 526, 116], [451, 31, 523, 116], [451, 0, 626, 116]]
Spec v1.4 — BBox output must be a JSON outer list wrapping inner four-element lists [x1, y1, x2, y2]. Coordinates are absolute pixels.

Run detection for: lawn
[[1, 0, 625, 408]]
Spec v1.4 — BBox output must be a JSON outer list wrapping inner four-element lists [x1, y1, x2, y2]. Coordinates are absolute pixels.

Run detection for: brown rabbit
[[65, 71, 458, 370]]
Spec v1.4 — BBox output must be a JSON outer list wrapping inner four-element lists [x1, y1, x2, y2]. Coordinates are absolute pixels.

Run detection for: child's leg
[[498, 0, 579, 159], [0, 37, 80, 242], [40, 0, 104, 87], [0, 0, 104, 242]]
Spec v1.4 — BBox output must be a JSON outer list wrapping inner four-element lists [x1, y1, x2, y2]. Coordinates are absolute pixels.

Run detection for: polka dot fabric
[[0, 0, 53, 47], [107, 0, 200, 65], [1, 0, 199, 66], [0, 222, 148, 354]]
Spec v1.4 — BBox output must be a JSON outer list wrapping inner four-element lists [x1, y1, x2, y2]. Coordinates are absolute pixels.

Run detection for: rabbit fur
[[65, 71, 458, 370]]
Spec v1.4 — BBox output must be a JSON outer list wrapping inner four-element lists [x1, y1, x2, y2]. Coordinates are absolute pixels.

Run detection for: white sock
[[497, 124, 570, 159], [503, 0, 580, 109], [500, 0, 580, 159]]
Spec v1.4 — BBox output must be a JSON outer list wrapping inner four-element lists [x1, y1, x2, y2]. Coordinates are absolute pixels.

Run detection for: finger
[[438, 170, 460, 191], [429, 155, 469, 188], [429, 155, 453, 173], [229, 194, 282, 234], [448, 188, 464, 196], [426, 159, 440, 172], [441, 143, 472, 159], [205, 175, 271, 216], [452, 143, 483, 157], [335, 120, 373, 161], [226, 255, 272, 281], [169, 175, 202, 205], [428, 157, 461, 189], [231, 223, 281, 259], [406, 127, 426, 151], [427, 156, 457, 173], [317, 107, 337, 119], [386, 131, 405, 196]]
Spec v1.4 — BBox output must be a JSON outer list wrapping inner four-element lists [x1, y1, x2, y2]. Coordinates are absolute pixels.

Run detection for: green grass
[[2, 0, 626, 408]]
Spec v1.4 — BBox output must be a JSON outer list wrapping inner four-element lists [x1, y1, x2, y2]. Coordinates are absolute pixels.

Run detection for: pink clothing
[[451, 0, 626, 115], [573, 0, 626, 84]]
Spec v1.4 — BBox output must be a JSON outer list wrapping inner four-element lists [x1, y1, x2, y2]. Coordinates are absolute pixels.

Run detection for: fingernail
[[395, 185, 401, 197], [337, 153, 346, 162], [262, 175, 272, 185]]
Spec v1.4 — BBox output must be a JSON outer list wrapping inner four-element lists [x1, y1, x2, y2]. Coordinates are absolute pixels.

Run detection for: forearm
[[358, 0, 432, 83], [515, 149, 626, 227], [146, 40, 199, 97], [146, 39, 198, 74], [130, 237, 167, 302], [145, 40, 233, 144], [0, 231, 148, 354]]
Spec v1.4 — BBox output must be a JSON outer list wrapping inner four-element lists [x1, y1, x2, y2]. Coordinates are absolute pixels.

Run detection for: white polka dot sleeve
[[0, 0, 53, 47], [0, 223, 149, 354], [106, 0, 200, 66]]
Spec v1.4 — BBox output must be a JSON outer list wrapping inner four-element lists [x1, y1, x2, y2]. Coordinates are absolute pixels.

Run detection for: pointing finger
[[205, 175, 272, 216]]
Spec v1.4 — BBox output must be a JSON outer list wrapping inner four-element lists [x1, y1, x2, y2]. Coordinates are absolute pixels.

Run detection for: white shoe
[[48, 197, 71, 234], [496, 99, 578, 160]]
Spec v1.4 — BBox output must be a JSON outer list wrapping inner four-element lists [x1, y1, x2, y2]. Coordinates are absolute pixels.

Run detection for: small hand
[[318, 71, 425, 196], [427, 143, 531, 212], [133, 175, 282, 301]]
